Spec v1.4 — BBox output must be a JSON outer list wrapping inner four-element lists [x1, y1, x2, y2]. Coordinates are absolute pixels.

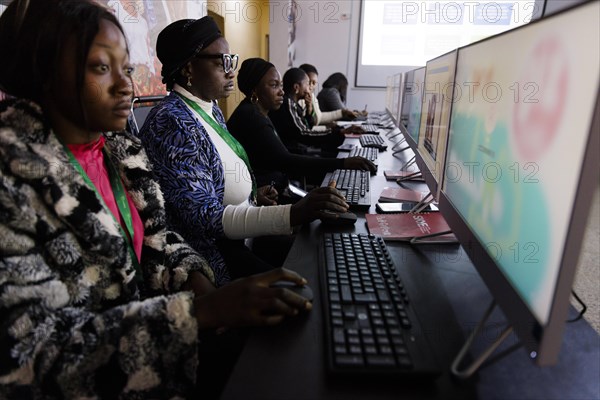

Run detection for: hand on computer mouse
[[319, 210, 358, 226], [193, 268, 312, 329], [290, 186, 349, 226], [270, 280, 314, 302]]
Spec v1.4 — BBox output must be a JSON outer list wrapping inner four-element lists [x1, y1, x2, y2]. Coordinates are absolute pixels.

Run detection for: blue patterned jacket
[[138, 92, 232, 286]]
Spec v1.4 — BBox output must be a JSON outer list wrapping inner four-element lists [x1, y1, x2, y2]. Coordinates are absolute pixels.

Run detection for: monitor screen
[[385, 75, 395, 116], [402, 67, 426, 149], [441, 0, 599, 365], [391, 73, 404, 125], [543, 0, 588, 16], [399, 69, 413, 129], [416, 51, 457, 199]]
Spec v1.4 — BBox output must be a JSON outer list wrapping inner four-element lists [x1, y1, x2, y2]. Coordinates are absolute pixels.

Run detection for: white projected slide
[[361, 1, 538, 67]]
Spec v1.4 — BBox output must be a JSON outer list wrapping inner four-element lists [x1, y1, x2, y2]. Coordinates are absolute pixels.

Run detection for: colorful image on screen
[[443, 5, 599, 324]]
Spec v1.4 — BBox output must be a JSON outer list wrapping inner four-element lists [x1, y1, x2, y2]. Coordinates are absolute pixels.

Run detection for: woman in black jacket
[[227, 58, 375, 194]]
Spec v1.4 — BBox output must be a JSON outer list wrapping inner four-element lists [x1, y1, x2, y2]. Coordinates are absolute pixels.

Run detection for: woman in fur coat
[[0, 1, 311, 398]]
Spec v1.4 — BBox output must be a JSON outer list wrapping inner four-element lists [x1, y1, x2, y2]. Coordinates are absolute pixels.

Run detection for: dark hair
[[299, 63, 318, 76], [282, 68, 307, 94], [322, 72, 348, 103], [156, 16, 222, 90], [237, 58, 275, 97], [0, 0, 126, 105]]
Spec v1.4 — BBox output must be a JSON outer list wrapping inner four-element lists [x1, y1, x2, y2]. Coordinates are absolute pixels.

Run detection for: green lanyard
[[176, 92, 257, 203], [61, 141, 143, 284]]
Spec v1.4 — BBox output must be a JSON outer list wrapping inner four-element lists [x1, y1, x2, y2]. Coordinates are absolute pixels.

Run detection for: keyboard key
[[354, 293, 377, 303], [397, 356, 413, 369], [333, 328, 345, 345], [367, 355, 396, 367], [336, 355, 364, 367]]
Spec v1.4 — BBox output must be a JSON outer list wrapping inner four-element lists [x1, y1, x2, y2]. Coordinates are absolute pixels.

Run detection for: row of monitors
[[385, 0, 598, 366]]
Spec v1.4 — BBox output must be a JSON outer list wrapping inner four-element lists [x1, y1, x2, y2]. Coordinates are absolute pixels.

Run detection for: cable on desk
[[567, 290, 587, 322]]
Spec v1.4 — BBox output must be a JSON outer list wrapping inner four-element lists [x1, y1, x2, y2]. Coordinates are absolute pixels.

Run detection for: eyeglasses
[[194, 53, 239, 74]]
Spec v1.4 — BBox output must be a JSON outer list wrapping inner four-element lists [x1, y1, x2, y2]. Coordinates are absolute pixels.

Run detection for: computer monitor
[[401, 67, 426, 150], [440, 0, 599, 366], [391, 72, 404, 125], [416, 50, 457, 200], [543, 0, 588, 16], [398, 70, 413, 129], [385, 75, 395, 117]]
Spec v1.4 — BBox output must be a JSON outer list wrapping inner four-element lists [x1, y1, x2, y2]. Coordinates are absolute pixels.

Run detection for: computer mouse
[[320, 211, 358, 227], [270, 280, 314, 301]]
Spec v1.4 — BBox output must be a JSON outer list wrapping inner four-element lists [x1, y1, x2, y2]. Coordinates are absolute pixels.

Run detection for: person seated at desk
[[0, 2, 311, 398], [299, 63, 359, 124], [227, 58, 375, 196], [268, 67, 345, 157], [318, 72, 366, 118], [138, 17, 349, 285]]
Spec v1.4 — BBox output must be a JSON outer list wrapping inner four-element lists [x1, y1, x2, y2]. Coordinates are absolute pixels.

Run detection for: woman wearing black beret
[[138, 18, 351, 284]]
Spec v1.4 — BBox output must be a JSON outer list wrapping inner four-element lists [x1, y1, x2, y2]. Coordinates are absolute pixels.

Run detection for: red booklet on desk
[[365, 213, 457, 243], [383, 170, 425, 182], [378, 187, 429, 203]]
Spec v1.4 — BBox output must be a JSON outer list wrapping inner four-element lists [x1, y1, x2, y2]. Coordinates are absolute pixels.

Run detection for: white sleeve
[[312, 93, 342, 125], [221, 203, 293, 239]]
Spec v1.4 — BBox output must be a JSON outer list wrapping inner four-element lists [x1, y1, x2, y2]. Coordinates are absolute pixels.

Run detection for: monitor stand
[[399, 154, 416, 170], [410, 191, 434, 213], [450, 300, 514, 379], [387, 129, 404, 139], [396, 171, 423, 182]]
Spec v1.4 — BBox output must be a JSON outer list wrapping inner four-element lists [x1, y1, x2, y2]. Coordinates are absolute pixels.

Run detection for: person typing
[[227, 58, 375, 198], [138, 17, 349, 284]]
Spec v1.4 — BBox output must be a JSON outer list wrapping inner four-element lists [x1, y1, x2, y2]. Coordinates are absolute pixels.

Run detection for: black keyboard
[[319, 233, 440, 377], [360, 135, 387, 151], [361, 124, 381, 134], [348, 147, 378, 164], [322, 169, 370, 210]]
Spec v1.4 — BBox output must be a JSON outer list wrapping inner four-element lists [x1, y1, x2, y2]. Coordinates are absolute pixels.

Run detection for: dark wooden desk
[[220, 124, 600, 400]]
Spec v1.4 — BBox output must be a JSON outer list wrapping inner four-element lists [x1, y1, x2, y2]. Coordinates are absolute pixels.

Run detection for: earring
[[250, 93, 259, 104], [186, 76, 192, 88]]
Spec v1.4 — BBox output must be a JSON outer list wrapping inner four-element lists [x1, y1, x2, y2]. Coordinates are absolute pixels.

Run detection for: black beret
[[237, 58, 275, 97], [157, 16, 222, 85]]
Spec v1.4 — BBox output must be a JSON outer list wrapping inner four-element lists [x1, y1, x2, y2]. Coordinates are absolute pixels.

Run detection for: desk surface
[[221, 123, 600, 400]]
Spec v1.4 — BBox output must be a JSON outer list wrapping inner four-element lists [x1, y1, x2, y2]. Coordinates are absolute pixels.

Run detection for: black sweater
[[227, 99, 344, 188], [267, 95, 344, 153]]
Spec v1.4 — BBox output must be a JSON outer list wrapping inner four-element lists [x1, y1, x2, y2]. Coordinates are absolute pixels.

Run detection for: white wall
[[269, 0, 386, 112]]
